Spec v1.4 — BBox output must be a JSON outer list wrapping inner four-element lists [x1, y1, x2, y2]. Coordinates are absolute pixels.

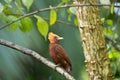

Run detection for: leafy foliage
[[20, 17, 33, 32], [110, 3, 114, 14], [62, 0, 70, 3], [74, 17, 78, 26], [1, 0, 120, 79], [7, 15, 20, 30], [106, 19, 113, 26], [50, 9, 57, 26], [22, 0, 34, 10], [0, 0, 79, 40], [34, 15, 49, 40]]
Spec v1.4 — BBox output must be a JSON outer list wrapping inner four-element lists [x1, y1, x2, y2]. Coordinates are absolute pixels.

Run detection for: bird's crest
[[48, 32, 63, 43]]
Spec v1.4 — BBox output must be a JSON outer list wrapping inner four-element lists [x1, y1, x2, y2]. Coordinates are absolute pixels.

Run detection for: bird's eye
[[53, 36, 58, 42]]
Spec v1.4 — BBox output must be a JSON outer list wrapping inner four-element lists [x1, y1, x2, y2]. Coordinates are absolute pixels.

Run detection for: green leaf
[[62, 0, 70, 3], [22, 0, 33, 10], [110, 3, 114, 14], [34, 15, 49, 40], [108, 50, 119, 59], [7, 15, 21, 31], [106, 19, 113, 26], [0, 3, 4, 13], [3, 9, 13, 15], [0, 13, 8, 23], [67, 14, 72, 21], [74, 18, 78, 26], [50, 9, 57, 26], [57, 2, 64, 7], [15, 0, 22, 11], [67, 8, 72, 21], [15, 0, 21, 6], [3, 4, 13, 15], [20, 17, 33, 32], [101, 18, 105, 23], [103, 28, 114, 35], [69, 7, 76, 15]]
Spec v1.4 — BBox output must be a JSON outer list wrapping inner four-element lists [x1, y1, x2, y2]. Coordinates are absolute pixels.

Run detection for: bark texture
[[74, 0, 114, 80]]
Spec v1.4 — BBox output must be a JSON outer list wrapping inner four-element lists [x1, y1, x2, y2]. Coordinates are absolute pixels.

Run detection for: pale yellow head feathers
[[48, 32, 63, 43]]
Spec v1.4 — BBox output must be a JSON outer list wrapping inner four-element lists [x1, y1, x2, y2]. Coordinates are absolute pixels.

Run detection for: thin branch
[[0, 39, 75, 80], [0, 4, 119, 30], [105, 36, 120, 51], [43, 17, 77, 27]]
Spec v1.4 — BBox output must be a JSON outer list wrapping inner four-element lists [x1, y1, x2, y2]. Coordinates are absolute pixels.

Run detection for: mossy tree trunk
[[74, 0, 114, 80]]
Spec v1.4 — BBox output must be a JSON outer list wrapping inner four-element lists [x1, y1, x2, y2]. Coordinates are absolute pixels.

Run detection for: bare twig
[[0, 4, 119, 30], [43, 17, 76, 27], [0, 39, 75, 80], [105, 36, 120, 51]]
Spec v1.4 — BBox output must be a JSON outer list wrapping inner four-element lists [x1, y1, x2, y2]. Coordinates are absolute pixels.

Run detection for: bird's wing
[[54, 44, 71, 67]]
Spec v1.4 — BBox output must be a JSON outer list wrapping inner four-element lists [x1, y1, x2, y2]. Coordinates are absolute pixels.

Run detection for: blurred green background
[[0, 0, 86, 80], [1, 0, 120, 80]]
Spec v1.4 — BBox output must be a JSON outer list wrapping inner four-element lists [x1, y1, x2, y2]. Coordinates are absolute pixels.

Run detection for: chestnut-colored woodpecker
[[48, 32, 72, 72]]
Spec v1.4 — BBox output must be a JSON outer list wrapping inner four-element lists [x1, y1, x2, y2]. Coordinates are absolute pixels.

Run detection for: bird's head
[[48, 32, 63, 43]]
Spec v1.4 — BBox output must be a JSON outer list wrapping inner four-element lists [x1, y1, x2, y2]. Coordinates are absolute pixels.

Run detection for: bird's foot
[[55, 64, 60, 67], [55, 64, 61, 70]]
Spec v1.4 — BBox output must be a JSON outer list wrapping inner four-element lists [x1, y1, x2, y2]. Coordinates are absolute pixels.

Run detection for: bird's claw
[[55, 64, 61, 70]]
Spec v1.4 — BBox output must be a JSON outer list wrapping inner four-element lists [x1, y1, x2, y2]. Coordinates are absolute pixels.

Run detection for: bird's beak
[[58, 36, 64, 40]]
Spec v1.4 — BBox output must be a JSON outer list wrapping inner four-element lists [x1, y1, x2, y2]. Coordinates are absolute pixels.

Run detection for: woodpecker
[[48, 32, 72, 72]]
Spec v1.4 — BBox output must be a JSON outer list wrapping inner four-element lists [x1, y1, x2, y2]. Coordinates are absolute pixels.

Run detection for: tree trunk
[[74, 0, 114, 80]]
